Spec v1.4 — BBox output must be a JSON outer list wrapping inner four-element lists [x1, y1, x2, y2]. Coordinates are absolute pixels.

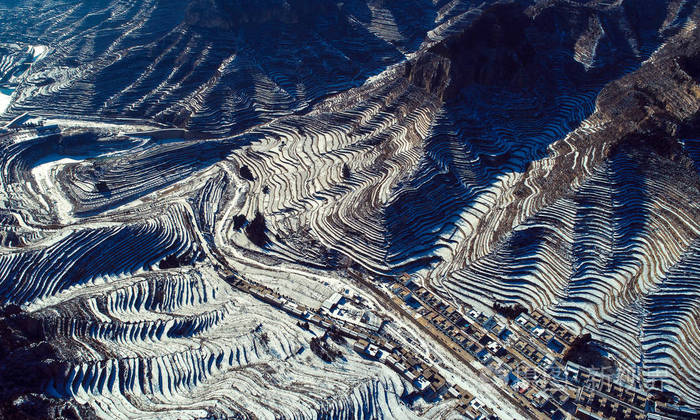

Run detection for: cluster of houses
[[227, 274, 499, 418], [575, 388, 646, 419], [381, 344, 496, 418], [388, 274, 700, 420], [564, 362, 651, 419], [384, 347, 446, 396], [652, 402, 699, 419], [229, 277, 380, 342], [513, 312, 698, 419], [389, 276, 595, 419], [232, 277, 307, 317], [514, 310, 576, 354], [322, 290, 384, 333], [230, 271, 700, 419]]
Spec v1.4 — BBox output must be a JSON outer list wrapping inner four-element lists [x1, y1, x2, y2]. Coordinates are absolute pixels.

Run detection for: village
[[222, 267, 698, 420], [224, 273, 501, 419], [387, 275, 652, 420]]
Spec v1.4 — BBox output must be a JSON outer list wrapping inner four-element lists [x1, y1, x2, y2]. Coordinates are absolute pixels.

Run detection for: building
[[321, 292, 344, 312], [353, 338, 369, 354], [353, 339, 380, 359], [413, 376, 431, 393]]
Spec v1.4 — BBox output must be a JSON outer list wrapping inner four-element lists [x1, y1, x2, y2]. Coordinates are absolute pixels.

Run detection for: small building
[[321, 292, 344, 312], [353, 339, 380, 359], [467, 398, 488, 418], [261, 293, 281, 306], [403, 370, 417, 382], [486, 341, 501, 354], [384, 355, 398, 368], [430, 374, 447, 394], [547, 337, 565, 354], [476, 348, 491, 362], [532, 325, 546, 337], [565, 362, 580, 382], [476, 313, 489, 325], [483, 316, 498, 331], [413, 376, 431, 393], [532, 390, 549, 409], [361, 310, 383, 331], [365, 343, 380, 358], [498, 328, 513, 342], [447, 386, 461, 399], [515, 380, 530, 394], [353, 339, 369, 353]]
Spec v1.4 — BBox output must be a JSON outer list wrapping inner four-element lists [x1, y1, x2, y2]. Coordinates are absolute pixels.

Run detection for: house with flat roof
[[321, 292, 344, 312]]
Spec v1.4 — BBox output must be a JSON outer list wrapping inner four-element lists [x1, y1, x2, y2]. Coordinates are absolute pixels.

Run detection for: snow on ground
[[31, 156, 82, 223], [28, 147, 120, 224], [29, 44, 49, 62], [34, 262, 431, 419], [0, 87, 13, 115], [42, 117, 163, 134], [379, 301, 526, 420], [0, 43, 49, 115]]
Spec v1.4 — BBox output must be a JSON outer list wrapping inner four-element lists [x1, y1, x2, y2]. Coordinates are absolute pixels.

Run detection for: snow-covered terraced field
[[0, 42, 48, 114], [0, 0, 700, 418], [35, 266, 422, 420]]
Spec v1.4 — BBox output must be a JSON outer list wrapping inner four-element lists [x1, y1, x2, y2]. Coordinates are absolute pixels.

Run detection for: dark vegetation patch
[[95, 181, 109, 194], [232, 215, 247, 230], [158, 251, 196, 270], [405, 2, 540, 100], [493, 302, 527, 320], [2, 231, 21, 248], [310, 336, 342, 362], [562, 333, 616, 371], [678, 51, 700, 81], [326, 327, 346, 345], [239, 165, 254, 181], [33, 77, 55, 87], [245, 212, 268, 247], [0, 305, 98, 419], [650, 389, 676, 404]]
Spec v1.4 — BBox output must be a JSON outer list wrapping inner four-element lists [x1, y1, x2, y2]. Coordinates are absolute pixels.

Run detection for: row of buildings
[[226, 269, 699, 419], [226, 274, 498, 418], [390, 279, 564, 418], [388, 275, 667, 419], [388, 274, 700, 419]]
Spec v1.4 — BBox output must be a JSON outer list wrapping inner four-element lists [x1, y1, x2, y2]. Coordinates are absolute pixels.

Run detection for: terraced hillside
[[0, 0, 699, 418]]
